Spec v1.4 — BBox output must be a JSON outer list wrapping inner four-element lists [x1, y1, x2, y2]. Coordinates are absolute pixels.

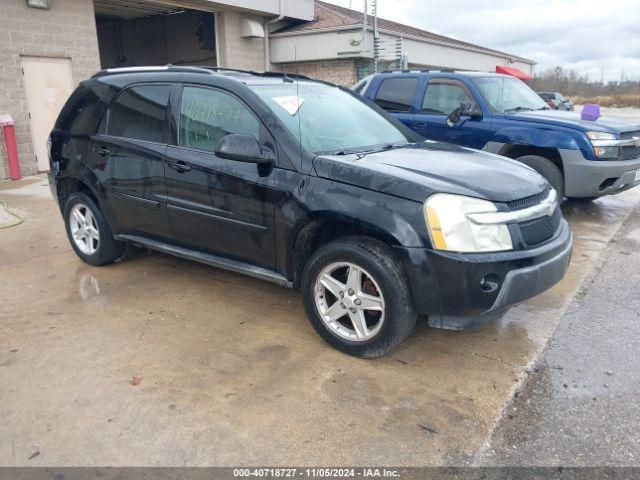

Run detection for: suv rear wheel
[[64, 192, 125, 266], [301, 236, 417, 358], [516, 155, 565, 198]]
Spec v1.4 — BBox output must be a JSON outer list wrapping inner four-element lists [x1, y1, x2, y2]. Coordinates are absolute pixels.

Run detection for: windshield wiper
[[334, 142, 411, 156], [504, 106, 534, 113], [379, 142, 414, 151]]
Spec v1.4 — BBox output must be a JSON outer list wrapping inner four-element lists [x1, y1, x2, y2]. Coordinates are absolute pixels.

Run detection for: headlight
[[586, 131, 616, 141], [425, 194, 513, 253], [586, 131, 620, 159]]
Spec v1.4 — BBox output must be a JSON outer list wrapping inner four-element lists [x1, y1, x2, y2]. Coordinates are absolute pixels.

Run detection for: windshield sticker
[[272, 95, 304, 115]]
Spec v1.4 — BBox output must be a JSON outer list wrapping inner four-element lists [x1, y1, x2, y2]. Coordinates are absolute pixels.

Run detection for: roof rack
[[92, 64, 314, 82], [91, 65, 203, 78]]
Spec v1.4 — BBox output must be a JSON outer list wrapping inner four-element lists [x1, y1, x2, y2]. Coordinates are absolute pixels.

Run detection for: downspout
[[264, 0, 285, 72]]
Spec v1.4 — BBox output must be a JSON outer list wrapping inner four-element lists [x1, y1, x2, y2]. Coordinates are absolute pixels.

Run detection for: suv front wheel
[[64, 192, 125, 266], [301, 237, 417, 358]]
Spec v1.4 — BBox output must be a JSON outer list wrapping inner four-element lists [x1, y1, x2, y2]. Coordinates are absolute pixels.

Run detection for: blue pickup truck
[[353, 71, 640, 199]]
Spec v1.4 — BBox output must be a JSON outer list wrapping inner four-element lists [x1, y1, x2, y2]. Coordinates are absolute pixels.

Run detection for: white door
[[21, 57, 74, 172]]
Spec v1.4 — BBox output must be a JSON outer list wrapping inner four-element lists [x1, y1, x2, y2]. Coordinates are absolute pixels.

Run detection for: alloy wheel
[[313, 262, 386, 341], [69, 203, 100, 255]]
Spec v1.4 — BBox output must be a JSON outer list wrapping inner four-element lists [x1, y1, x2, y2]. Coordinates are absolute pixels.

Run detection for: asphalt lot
[[478, 206, 640, 467], [0, 172, 638, 467]]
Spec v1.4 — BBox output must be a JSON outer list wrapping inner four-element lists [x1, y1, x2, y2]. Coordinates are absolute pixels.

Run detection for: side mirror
[[215, 134, 274, 165], [447, 101, 482, 126]]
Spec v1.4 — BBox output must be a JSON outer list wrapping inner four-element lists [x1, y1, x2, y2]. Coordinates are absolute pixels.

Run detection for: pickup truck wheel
[[301, 236, 417, 358], [64, 192, 125, 266], [515, 155, 565, 198]]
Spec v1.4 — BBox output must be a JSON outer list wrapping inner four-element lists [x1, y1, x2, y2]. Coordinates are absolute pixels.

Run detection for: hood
[[508, 110, 640, 135], [312, 142, 547, 203]]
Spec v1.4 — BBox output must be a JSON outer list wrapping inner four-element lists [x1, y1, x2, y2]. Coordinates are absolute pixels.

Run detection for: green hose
[[0, 198, 25, 229]]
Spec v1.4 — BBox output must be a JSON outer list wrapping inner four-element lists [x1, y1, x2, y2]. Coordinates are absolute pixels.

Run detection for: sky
[[324, 0, 640, 82]]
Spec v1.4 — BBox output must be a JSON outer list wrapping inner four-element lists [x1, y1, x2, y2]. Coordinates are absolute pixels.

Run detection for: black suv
[[49, 66, 573, 357]]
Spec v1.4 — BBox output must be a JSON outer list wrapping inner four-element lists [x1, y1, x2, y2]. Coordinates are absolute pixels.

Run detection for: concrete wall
[[195, 0, 314, 20], [270, 28, 365, 64], [0, 0, 101, 180], [270, 28, 536, 77], [216, 10, 266, 71], [274, 59, 359, 87]]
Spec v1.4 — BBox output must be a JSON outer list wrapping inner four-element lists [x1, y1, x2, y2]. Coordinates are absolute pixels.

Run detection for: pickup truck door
[[413, 78, 493, 149], [164, 84, 276, 269]]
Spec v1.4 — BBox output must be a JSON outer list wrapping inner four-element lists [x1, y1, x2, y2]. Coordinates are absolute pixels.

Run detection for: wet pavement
[[1, 176, 639, 466], [477, 207, 640, 466]]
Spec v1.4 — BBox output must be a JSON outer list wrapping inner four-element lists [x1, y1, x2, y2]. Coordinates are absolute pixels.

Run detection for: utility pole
[[373, 0, 380, 73], [362, 0, 368, 55]]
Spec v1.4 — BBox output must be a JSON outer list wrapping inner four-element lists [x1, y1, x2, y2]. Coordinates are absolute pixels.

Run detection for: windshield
[[473, 76, 548, 113], [250, 82, 409, 155]]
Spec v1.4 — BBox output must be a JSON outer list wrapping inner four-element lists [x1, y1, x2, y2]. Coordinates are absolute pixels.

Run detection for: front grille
[[506, 186, 550, 211], [621, 145, 640, 160], [518, 207, 562, 247], [620, 131, 640, 160]]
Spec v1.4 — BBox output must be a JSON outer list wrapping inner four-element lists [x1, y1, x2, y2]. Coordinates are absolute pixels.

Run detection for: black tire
[[301, 236, 417, 358], [63, 192, 125, 266], [515, 155, 565, 198]]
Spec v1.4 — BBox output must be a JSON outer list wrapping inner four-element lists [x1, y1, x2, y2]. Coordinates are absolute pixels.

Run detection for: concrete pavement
[[1, 176, 639, 466]]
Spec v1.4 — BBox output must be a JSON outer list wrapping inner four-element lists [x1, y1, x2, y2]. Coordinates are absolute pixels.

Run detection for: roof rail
[[378, 69, 424, 74], [92, 65, 213, 78], [92, 64, 315, 82], [204, 66, 314, 81]]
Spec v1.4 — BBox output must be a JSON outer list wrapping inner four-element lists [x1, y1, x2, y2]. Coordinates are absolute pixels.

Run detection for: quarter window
[[422, 81, 474, 115], [374, 78, 419, 112], [104, 85, 170, 143], [179, 86, 260, 153]]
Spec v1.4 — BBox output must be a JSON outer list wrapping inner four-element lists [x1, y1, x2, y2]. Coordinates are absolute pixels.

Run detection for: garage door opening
[[94, 0, 217, 69]]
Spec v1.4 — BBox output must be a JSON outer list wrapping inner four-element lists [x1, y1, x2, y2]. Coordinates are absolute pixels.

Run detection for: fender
[[275, 173, 428, 281], [486, 119, 596, 160], [56, 164, 118, 232]]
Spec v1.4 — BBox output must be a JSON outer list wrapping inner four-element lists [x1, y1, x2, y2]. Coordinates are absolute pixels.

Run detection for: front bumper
[[561, 149, 640, 198], [395, 220, 573, 330]]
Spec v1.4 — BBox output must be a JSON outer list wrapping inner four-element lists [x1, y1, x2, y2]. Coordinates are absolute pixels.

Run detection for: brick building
[[0, 0, 534, 180]]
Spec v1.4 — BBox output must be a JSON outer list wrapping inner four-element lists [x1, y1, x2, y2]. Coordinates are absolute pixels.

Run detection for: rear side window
[[422, 81, 474, 115], [179, 86, 260, 153], [103, 84, 171, 143], [56, 83, 114, 135], [374, 77, 418, 112]]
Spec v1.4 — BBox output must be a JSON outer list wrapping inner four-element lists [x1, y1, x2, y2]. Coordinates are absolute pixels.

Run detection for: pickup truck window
[[373, 77, 418, 112], [102, 84, 171, 143], [422, 80, 474, 114], [474, 76, 547, 113], [179, 86, 260, 153], [251, 82, 408, 155]]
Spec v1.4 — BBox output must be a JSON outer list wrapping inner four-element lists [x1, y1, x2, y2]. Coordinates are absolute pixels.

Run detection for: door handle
[[415, 121, 427, 128], [167, 161, 191, 173], [93, 146, 111, 157]]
